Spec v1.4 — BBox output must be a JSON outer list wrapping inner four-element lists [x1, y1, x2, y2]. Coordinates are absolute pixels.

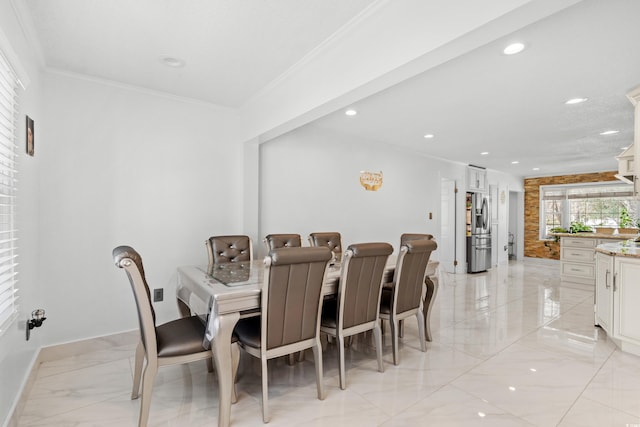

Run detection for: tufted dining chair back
[[308, 232, 343, 260], [263, 233, 302, 252], [206, 235, 253, 265]]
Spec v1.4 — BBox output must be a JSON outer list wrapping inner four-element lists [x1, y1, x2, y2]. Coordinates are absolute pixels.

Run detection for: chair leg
[[261, 358, 269, 423], [138, 361, 157, 427], [131, 341, 144, 399], [416, 311, 427, 352], [399, 319, 404, 338], [287, 353, 296, 365], [390, 318, 400, 366], [423, 277, 438, 342], [312, 338, 325, 400], [373, 322, 384, 373], [206, 358, 214, 373], [338, 334, 346, 390], [231, 342, 240, 404]]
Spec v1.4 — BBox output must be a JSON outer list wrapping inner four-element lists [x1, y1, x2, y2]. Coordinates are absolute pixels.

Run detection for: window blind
[[0, 48, 18, 337], [541, 183, 634, 200]]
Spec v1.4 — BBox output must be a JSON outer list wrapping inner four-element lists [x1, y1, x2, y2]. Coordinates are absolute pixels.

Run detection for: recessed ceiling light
[[532, 167, 540, 171], [503, 42, 525, 55], [621, 146, 629, 150], [160, 55, 185, 68], [511, 161, 520, 164], [345, 109, 357, 116], [423, 134, 434, 139], [600, 130, 619, 135], [480, 152, 489, 155], [565, 97, 588, 105]]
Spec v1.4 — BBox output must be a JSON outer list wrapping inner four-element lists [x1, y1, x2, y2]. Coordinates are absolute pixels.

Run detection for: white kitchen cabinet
[[594, 252, 613, 330], [560, 237, 596, 284], [595, 251, 640, 355], [613, 256, 640, 344], [466, 166, 487, 193], [560, 237, 624, 285]]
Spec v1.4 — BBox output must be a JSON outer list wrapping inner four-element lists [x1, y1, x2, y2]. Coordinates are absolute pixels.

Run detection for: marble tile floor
[[18, 258, 640, 426]]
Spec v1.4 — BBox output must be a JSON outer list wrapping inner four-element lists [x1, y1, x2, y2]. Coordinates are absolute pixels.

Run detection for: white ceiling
[[311, 0, 640, 178], [21, 0, 640, 178], [23, 0, 375, 107]]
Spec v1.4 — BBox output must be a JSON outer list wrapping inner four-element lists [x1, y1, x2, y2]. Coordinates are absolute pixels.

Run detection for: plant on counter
[[619, 207, 634, 228], [550, 227, 568, 233], [569, 221, 593, 233]]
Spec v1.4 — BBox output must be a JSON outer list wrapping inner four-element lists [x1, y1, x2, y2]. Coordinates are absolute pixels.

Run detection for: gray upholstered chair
[[263, 233, 302, 253], [206, 235, 253, 265], [308, 232, 343, 261], [379, 239, 437, 365], [394, 233, 436, 337], [320, 242, 393, 389], [113, 246, 239, 427], [233, 246, 332, 423]]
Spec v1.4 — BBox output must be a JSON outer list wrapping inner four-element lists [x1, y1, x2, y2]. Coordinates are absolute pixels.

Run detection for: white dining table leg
[[212, 311, 240, 427]]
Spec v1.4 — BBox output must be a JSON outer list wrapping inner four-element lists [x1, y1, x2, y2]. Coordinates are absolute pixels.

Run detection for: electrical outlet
[[153, 288, 163, 302]]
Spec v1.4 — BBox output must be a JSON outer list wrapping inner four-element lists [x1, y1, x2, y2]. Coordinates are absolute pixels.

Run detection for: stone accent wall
[[524, 171, 618, 259]]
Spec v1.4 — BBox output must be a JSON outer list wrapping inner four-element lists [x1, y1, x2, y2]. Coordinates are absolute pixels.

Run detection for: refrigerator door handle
[[481, 196, 490, 232]]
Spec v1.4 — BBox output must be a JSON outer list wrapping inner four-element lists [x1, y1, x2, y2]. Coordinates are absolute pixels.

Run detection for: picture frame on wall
[[26, 115, 34, 157]]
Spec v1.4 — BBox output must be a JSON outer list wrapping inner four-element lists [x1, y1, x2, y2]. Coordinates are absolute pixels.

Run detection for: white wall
[[37, 73, 242, 345], [259, 124, 468, 261]]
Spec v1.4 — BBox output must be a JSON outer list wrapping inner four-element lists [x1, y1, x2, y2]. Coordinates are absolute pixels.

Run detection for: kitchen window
[[539, 182, 638, 239]]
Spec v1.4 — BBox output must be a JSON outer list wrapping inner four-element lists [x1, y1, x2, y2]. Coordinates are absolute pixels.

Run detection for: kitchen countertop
[[595, 240, 640, 258], [551, 232, 639, 240]]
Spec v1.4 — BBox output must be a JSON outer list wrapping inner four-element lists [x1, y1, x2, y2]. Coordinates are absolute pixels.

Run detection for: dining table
[[176, 255, 436, 427]]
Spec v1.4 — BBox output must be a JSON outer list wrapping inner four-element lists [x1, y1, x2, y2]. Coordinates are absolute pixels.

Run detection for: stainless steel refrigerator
[[466, 192, 492, 273]]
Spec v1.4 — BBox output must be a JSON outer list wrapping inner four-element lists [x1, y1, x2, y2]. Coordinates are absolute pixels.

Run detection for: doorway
[[440, 178, 457, 273], [508, 191, 522, 260]]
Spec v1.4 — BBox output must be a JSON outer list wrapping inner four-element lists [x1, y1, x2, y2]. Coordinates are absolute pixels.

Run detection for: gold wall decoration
[[360, 170, 383, 191]]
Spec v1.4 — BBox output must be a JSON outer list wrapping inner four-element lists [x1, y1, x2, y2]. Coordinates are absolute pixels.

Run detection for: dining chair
[[320, 242, 393, 390], [394, 233, 436, 337], [308, 232, 343, 261], [379, 239, 437, 365], [113, 245, 239, 427], [233, 246, 332, 423], [262, 234, 306, 363], [206, 235, 253, 265], [263, 233, 302, 252]]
